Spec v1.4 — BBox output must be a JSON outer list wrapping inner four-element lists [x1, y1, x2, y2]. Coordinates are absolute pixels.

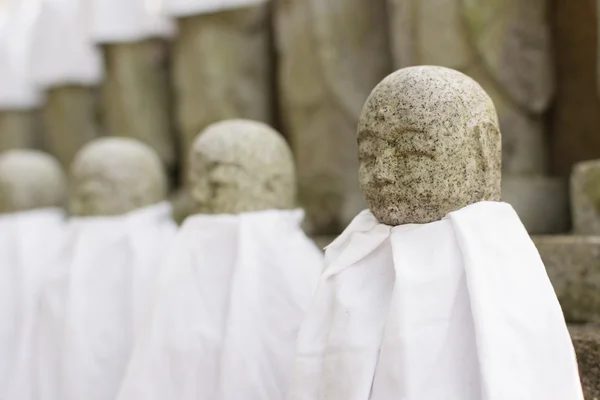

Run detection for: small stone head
[[69, 137, 167, 217], [358, 66, 501, 226], [0, 149, 67, 213], [189, 119, 296, 214]]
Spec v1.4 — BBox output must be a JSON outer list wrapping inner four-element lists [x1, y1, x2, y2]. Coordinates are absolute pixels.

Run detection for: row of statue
[[0, 0, 561, 235], [0, 66, 585, 400]]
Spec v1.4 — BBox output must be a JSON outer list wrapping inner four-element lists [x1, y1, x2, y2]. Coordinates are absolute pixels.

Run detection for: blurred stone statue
[[69, 137, 168, 216], [387, 0, 554, 175], [189, 119, 296, 214], [0, 149, 66, 212], [88, 0, 177, 171], [275, 0, 392, 234], [31, 0, 104, 168], [163, 0, 273, 174]]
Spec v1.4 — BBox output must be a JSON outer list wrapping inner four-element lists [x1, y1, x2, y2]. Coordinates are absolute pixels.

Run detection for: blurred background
[[0, 0, 592, 235]]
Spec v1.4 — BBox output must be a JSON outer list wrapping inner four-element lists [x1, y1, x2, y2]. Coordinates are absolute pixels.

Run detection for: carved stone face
[[358, 66, 501, 226], [69, 137, 167, 217], [0, 150, 66, 213], [189, 119, 296, 214]]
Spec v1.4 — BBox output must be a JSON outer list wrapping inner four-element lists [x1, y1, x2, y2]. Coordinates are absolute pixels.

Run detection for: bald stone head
[[189, 119, 296, 214], [358, 66, 501, 226], [69, 137, 167, 217], [0, 149, 67, 213]]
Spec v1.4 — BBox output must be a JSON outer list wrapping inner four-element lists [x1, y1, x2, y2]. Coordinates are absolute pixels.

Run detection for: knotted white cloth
[[287, 201, 583, 400]]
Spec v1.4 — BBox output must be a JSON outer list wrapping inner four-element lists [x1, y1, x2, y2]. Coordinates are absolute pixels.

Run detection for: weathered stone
[[502, 175, 569, 234], [533, 235, 600, 324], [357, 66, 501, 226], [0, 110, 40, 151], [571, 160, 600, 235], [42, 85, 101, 168], [168, 187, 196, 225], [387, 0, 553, 175], [311, 235, 337, 250], [569, 324, 600, 400], [274, 0, 391, 234], [101, 39, 176, 170], [189, 119, 295, 215], [0, 149, 66, 213], [551, 0, 600, 176], [70, 137, 167, 217], [173, 5, 272, 173]]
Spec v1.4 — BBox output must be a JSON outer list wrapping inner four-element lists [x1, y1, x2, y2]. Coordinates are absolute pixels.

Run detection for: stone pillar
[[0, 111, 39, 151], [275, 0, 391, 234], [101, 39, 176, 170], [170, 4, 273, 173], [42, 86, 101, 168], [88, 0, 177, 171], [552, 0, 600, 176], [0, 0, 43, 151], [30, 0, 105, 168], [387, 0, 566, 233]]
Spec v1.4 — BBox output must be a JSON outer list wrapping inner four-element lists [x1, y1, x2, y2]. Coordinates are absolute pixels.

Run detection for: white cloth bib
[[34, 202, 177, 400], [87, 0, 174, 43], [116, 209, 323, 400], [0, 0, 42, 109], [287, 202, 583, 400], [30, 0, 103, 88], [163, 0, 268, 18], [0, 208, 66, 400]]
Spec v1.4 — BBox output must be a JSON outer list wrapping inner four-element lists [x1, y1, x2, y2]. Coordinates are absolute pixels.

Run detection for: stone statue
[[358, 66, 502, 225], [274, 0, 392, 234], [189, 119, 296, 214], [0, 149, 66, 213], [169, 3, 273, 173], [69, 137, 167, 217], [387, 0, 553, 175]]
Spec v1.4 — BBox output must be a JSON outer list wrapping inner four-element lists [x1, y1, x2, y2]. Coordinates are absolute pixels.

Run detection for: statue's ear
[[473, 122, 502, 201]]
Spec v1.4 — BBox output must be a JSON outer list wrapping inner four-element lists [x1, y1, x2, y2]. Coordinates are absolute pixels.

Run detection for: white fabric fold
[[288, 202, 583, 400], [33, 202, 177, 400], [164, 0, 268, 18], [30, 0, 103, 88], [0, 208, 66, 400], [87, 0, 174, 43], [0, 0, 42, 109], [116, 209, 323, 400]]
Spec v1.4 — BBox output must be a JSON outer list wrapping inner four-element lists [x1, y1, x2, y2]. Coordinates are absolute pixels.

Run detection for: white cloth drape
[[0, 208, 66, 400], [30, 0, 103, 88], [0, 0, 42, 109], [33, 202, 177, 400], [87, 0, 174, 43], [163, 0, 268, 18], [287, 201, 584, 400], [116, 209, 323, 400]]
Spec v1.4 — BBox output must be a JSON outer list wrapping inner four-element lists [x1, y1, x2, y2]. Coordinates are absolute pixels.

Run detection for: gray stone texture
[[69, 137, 167, 217], [0, 110, 40, 151], [534, 235, 600, 324], [189, 119, 295, 215], [387, 0, 554, 175], [358, 66, 501, 226], [572, 160, 600, 235], [101, 39, 176, 170], [173, 5, 272, 174], [569, 324, 600, 400], [42, 85, 101, 168], [0, 149, 66, 213], [502, 175, 570, 234], [274, 0, 391, 234]]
